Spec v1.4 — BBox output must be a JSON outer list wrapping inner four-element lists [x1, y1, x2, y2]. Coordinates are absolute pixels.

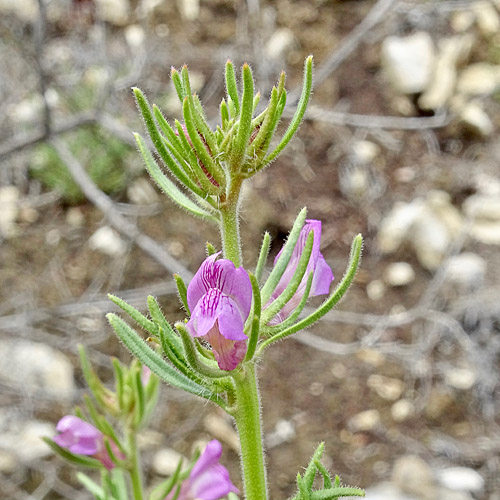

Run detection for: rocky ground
[[1, 0, 500, 499]]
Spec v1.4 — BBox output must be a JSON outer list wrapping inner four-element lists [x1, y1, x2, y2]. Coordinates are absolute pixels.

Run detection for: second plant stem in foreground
[[232, 363, 268, 500]]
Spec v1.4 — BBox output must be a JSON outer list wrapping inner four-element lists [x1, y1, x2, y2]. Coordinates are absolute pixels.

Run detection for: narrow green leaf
[[43, 438, 103, 469], [304, 442, 325, 490], [181, 65, 192, 99], [111, 358, 125, 411], [258, 234, 363, 353], [108, 294, 157, 336], [135, 133, 218, 222], [206, 241, 218, 256], [220, 99, 230, 129], [244, 272, 261, 362], [314, 460, 333, 489], [107, 313, 225, 405], [260, 230, 314, 325], [191, 94, 218, 155], [170, 67, 185, 102], [149, 457, 183, 500], [264, 55, 313, 165], [297, 473, 310, 500], [255, 232, 271, 284], [133, 88, 205, 197], [253, 91, 261, 112], [310, 487, 365, 499], [77, 472, 107, 500], [174, 274, 190, 314], [231, 63, 254, 168], [225, 60, 240, 115], [182, 98, 225, 190], [260, 207, 307, 304], [108, 469, 129, 500], [133, 367, 146, 428]]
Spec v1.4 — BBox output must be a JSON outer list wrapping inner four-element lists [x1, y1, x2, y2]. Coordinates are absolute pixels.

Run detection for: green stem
[[219, 176, 243, 266], [232, 363, 268, 500], [128, 431, 143, 500]]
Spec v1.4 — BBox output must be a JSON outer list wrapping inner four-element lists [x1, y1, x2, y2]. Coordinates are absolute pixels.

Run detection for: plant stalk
[[219, 176, 243, 267], [128, 431, 144, 500]]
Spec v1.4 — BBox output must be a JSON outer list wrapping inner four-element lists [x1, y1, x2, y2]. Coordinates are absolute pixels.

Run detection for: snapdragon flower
[[267, 219, 334, 324], [167, 440, 239, 500], [186, 253, 252, 371], [54, 415, 123, 470]]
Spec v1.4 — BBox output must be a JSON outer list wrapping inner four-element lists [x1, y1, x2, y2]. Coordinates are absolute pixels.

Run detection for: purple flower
[[267, 219, 334, 324], [166, 440, 239, 500], [186, 253, 252, 371], [54, 415, 123, 470]]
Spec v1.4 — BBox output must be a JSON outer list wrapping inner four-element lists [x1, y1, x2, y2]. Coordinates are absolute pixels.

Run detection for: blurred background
[[1, 0, 500, 498]]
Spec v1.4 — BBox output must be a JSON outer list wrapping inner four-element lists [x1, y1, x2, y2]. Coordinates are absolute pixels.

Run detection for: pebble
[[66, 207, 85, 227], [0, 450, 17, 473], [383, 262, 415, 287], [0, 186, 20, 238], [366, 280, 386, 301], [456, 63, 500, 95], [367, 374, 404, 401], [444, 367, 476, 390], [392, 455, 435, 500], [94, 0, 130, 25], [391, 399, 415, 422], [176, 0, 200, 20], [473, 0, 500, 36], [152, 448, 185, 476], [450, 10, 476, 32], [381, 32, 435, 94], [436, 467, 484, 493], [419, 36, 472, 110], [124, 25, 145, 50], [127, 177, 160, 205], [266, 419, 296, 448], [444, 253, 486, 289], [0, 0, 38, 22], [351, 140, 381, 165], [0, 421, 55, 462], [265, 28, 297, 60], [463, 194, 500, 244], [203, 413, 239, 452], [89, 226, 127, 256], [0, 339, 75, 398], [458, 102, 494, 137], [348, 409, 380, 432], [365, 482, 419, 500]]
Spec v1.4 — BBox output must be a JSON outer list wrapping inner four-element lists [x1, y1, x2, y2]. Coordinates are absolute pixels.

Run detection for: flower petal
[[311, 253, 334, 296], [207, 328, 247, 371]]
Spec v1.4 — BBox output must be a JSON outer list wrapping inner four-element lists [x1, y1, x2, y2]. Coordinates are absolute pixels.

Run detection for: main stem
[[220, 176, 243, 267], [232, 363, 267, 500]]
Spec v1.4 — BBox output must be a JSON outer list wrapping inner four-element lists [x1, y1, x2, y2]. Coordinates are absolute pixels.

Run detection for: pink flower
[[167, 440, 239, 500], [186, 253, 252, 371], [54, 416, 124, 470], [267, 219, 334, 324]]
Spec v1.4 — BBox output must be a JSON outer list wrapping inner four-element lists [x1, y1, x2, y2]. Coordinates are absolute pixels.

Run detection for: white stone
[[392, 455, 435, 500], [437, 467, 484, 492], [365, 482, 419, 500], [95, 0, 129, 25], [0, 340, 74, 398], [463, 194, 500, 220], [0, 421, 55, 462], [66, 207, 85, 227], [89, 226, 127, 256], [384, 262, 415, 287], [266, 419, 296, 448], [176, 0, 199, 20], [419, 36, 472, 110], [473, 1, 500, 36], [125, 25, 145, 49], [152, 448, 185, 476], [381, 32, 435, 94], [456, 63, 500, 95], [204, 414, 239, 452], [266, 28, 297, 60], [459, 102, 494, 136], [468, 221, 500, 244], [391, 399, 415, 422], [366, 280, 386, 301], [367, 374, 404, 400], [0, 0, 38, 22], [444, 367, 476, 390], [0, 186, 19, 238], [351, 140, 380, 165], [450, 10, 476, 32], [444, 253, 486, 289], [348, 409, 380, 432], [0, 450, 16, 473], [127, 178, 160, 205]]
